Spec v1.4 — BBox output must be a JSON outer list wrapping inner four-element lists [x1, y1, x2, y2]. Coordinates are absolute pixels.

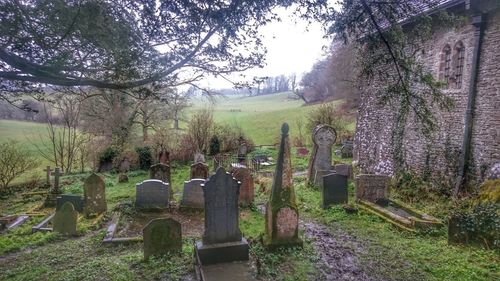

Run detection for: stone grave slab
[[135, 179, 170, 209], [180, 179, 205, 209], [53, 202, 78, 235], [232, 167, 254, 206], [83, 173, 107, 216], [195, 167, 249, 265], [321, 173, 348, 208], [56, 195, 84, 213], [143, 218, 182, 260], [355, 174, 390, 203], [191, 162, 209, 179]]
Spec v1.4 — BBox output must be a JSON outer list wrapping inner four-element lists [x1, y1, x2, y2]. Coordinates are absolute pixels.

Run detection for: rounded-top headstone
[[143, 218, 182, 260], [281, 123, 289, 135]]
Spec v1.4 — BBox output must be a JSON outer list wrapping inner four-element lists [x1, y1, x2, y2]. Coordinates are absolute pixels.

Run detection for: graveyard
[[0, 114, 498, 281], [1, 1, 499, 281]]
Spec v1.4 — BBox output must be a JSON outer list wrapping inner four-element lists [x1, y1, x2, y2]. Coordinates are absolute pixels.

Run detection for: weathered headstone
[[118, 173, 129, 183], [143, 218, 181, 260], [307, 125, 336, 187], [355, 174, 390, 203], [43, 166, 52, 186], [53, 202, 78, 235], [83, 173, 107, 216], [237, 142, 248, 163], [56, 195, 84, 213], [194, 152, 205, 164], [158, 149, 170, 165], [53, 167, 63, 193], [135, 179, 170, 209], [232, 167, 254, 206], [119, 157, 130, 173], [180, 179, 205, 209], [190, 162, 209, 179], [195, 167, 249, 265], [263, 123, 302, 249], [333, 164, 353, 179], [321, 173, 348, 208], [341, 142, 353, 158], [150, 163, 171, 184]]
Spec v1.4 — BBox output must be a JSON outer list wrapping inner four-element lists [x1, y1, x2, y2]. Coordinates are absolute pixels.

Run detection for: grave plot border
[[102, 212, 143, 244], [31, 212, 103, 233], [0, 215, 30, 233], [356, 199, 443, 232]]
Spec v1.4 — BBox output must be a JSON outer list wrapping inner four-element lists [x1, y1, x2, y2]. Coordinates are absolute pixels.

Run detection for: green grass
[[191, 92, 346, 144]]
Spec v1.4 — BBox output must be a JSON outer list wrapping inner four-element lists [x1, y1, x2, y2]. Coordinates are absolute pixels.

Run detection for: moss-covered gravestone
[[143, 218, 182, 260], [53, 202, 78, 235], [263, 123, 303, 249], [190, 162, 209, 179], [307, 124, 336, 187], [150, 163, 171, 183], [83, 173, 107, 217]]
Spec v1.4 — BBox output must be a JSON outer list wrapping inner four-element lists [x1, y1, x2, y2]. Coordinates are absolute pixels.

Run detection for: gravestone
[[56, 195, 84, 213], [150, 163, 171, 184], [53, 167, 63, 192], [190, 162, 209, 179], [195, 167, 249, 265], [83, 173, 107, 216], [118, 173, 129, 183], [334, 164, 353, 179], [53, 202, 78, 235], [194, 152, 205, 164], [180, 179, 205, 209], [118, 158, 130, 173], [135, 179, 170, 209], [43, 166, 52, 186], [307, 125, 336, 187], [158, 149, 170, 165], [263, 123, 302, 249], [143, 218, 181, 260], [237, 142, 248, 163], [232, 167, 254, 206], [355, 174, 390, 203], [341, 141, 353, 158], [321, 173, 348, 208]]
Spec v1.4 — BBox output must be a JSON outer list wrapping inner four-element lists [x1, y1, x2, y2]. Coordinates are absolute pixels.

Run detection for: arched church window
[[454, 41, 465, 88], [439, 45, 452, 87]]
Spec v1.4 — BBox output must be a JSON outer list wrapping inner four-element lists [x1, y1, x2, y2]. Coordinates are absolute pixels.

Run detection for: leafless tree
[[0, 141, 38, 190]]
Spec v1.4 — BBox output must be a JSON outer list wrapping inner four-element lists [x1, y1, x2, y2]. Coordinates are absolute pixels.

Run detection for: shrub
[[135, 146, 153, 170], [99, 146, 119, 164], [306, 102, 353, 143], [213, 123, 253, 153], [187, 108, 214, 152], [450, 203, 499, 249], [209, 135, 220, 156], [0, 141, 38, 190]]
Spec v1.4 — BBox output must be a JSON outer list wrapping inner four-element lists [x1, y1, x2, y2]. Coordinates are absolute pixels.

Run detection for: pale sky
[[202, 7, 331, 89]]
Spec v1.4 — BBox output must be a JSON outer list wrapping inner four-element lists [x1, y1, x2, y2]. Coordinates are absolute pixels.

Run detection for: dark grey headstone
[[181, 179, 205, 209], [135, 179, 170, 209], [321, 173, 348, 208], [202, 167, 242, 244], [143, 218, 182, 260], [56, 195, 84, 213]]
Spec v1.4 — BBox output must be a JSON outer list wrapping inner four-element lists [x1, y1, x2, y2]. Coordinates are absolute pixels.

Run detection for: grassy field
[[191, 92, 347, 145]]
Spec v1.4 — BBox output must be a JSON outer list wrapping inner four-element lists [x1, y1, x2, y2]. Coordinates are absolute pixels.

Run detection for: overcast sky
[[202, 7, 331, 89]]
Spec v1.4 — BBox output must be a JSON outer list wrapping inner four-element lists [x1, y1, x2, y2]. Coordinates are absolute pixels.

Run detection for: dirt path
[[301, 221, 374, 281]]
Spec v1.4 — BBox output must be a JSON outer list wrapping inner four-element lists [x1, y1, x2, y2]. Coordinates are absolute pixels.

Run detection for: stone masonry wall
[[354, 9, 500, 186]]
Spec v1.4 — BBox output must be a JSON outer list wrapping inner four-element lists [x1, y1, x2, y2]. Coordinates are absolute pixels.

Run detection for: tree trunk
[[143, 125, 148, 142]]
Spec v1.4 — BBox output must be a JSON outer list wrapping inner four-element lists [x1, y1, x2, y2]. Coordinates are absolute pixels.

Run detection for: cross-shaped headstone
[[43, 166, 52, 186], [53, 167, 63, 193]]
